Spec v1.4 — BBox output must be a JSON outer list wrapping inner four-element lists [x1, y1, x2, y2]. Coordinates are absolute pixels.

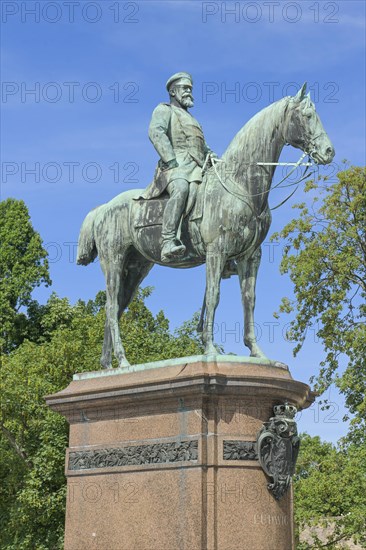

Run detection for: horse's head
[[285, 83, 335, 164]]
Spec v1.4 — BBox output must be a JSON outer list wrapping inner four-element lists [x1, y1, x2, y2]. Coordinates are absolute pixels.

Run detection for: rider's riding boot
[[161, 238, 186, 262], [161, 181, 188, 262]]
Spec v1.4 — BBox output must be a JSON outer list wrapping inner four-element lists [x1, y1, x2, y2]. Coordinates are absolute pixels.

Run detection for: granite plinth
[[46, 356, 315, 550]]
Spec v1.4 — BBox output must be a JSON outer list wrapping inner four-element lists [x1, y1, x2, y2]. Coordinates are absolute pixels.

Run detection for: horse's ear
[[293, 82, 307, 102]]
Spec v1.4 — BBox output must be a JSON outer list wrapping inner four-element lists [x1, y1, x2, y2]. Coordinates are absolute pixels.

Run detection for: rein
[[207, 152, 314, 212]]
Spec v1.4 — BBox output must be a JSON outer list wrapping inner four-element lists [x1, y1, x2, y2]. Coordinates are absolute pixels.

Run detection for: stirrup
[[161, 239, 186, 262]]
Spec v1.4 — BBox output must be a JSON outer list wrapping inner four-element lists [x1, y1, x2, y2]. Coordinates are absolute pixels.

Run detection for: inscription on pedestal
[[68, 440, 198, 470]]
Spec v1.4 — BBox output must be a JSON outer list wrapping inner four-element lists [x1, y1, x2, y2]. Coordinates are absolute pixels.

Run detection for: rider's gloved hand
[[207, 152, 219, 168], [159, 158, 179, 171]]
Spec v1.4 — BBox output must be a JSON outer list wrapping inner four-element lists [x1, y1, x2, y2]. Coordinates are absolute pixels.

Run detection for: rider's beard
[[181, 95, 194, 108]]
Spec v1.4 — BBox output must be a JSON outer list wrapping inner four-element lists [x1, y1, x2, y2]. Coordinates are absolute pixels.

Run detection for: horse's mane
[[222, 96, 290, 170]]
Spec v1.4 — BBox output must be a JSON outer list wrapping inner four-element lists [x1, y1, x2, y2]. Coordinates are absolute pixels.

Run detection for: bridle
[[204, 97, 322, 211], [282, 97, 325, 164]]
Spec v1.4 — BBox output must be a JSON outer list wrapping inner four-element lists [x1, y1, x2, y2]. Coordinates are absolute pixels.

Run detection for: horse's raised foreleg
[[237, 248, 268, 359], [202, 247, 226, 354]]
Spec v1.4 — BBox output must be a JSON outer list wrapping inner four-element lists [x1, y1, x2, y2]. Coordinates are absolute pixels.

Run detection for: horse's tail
[[77, 208, 98, 266]]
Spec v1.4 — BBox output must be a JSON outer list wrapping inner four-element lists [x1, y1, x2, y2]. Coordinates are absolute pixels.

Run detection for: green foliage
[[3, 195, 365, 548], [294, 434, 366, 548], [0, 199, 51, 353], [272, 167, 366, 442], [0, 288, 204, 549], [273, 168, 366, 545], [118, 287, 203, 364]]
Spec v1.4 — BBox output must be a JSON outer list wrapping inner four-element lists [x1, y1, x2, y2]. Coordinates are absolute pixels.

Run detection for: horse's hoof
[[204, 343, 222, 355], [250, 349, 269, 361], [118, 358, 131, 368]]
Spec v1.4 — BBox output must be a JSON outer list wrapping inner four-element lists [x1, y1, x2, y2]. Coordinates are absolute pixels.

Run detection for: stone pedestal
[[46, 355, 315, 550]]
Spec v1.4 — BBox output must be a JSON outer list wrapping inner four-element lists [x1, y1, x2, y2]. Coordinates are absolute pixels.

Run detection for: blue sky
[[1, 0, 365, 442]]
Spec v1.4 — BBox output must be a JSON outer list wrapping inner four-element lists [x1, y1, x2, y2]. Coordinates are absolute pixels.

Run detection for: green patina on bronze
[[77, 75, 335, 369]]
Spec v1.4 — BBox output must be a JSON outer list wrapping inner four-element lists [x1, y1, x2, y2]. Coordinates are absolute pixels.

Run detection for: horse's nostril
[[326, 146, 334, 156]]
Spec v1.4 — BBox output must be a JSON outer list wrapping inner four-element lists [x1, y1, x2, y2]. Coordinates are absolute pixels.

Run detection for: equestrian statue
[[77, 72, 335, 369]]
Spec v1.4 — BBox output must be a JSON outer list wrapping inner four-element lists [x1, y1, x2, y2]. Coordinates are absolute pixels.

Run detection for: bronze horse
[[77, 83, 334, 368]]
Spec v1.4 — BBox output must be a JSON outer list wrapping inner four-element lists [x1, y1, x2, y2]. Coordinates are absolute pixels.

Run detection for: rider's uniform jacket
[[141, 103, 213, 199]]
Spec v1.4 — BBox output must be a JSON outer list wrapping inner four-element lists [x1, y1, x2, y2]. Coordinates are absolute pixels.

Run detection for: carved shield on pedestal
[[257, 402, 300, 500]]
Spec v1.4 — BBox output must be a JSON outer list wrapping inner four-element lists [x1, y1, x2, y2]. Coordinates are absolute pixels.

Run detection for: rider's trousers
[[161, 179, 189, 242]]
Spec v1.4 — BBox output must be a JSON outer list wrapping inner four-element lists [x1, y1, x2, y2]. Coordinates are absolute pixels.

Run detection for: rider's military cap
[[166, 72, 193, 91]]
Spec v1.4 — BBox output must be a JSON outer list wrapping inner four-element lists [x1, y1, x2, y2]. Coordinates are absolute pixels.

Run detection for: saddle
[[131, 177, 207, 265]]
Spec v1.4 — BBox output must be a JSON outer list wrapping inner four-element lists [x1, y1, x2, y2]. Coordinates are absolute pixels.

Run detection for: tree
[[0, 289, 204, 549], [0, 199, 51, 353], [294, 434, 366, 549], [272, 166, 366, 442]]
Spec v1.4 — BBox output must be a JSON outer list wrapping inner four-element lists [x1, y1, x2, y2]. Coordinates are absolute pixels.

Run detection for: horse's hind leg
[[102, 257, 130, 368], [118, 257, 153, 317], [100, 253, 153, 369]]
